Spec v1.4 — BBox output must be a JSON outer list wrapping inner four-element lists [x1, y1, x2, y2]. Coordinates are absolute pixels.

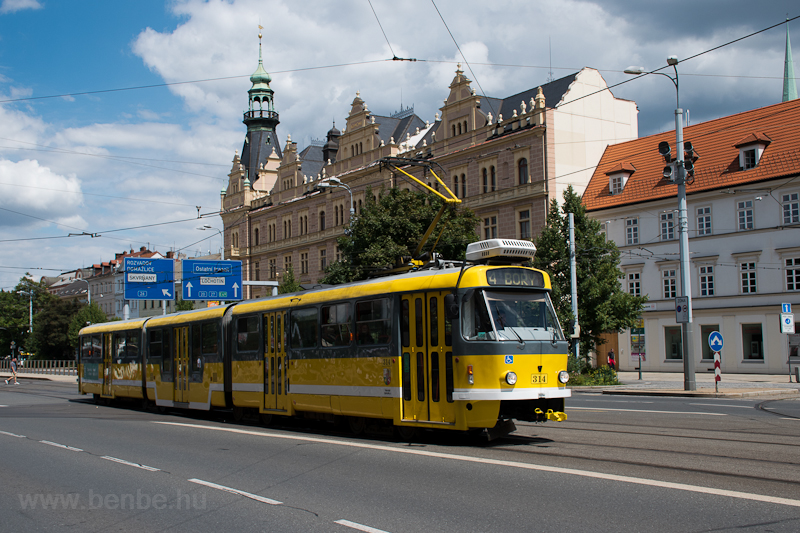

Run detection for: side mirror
[[444, 293, 459, 320]]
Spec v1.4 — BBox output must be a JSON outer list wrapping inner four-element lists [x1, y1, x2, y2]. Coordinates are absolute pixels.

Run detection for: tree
[[175, 298, 195, 312], [319, 186, 479, 283], [533, 186, 647, 365], [278, 266, 303, 294], [31, 297, 82, 360], [67, 302, 109, 349]]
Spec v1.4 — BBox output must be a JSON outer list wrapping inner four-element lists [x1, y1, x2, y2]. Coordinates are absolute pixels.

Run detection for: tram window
[[290, 308, 318, 349], [431, 353, 440, 402], [202, 323, 219, 357], [445, 352, 454, 403], [415, 298, 424, 347], [277, 315, 283, 352], [401, 300, 410, 348], [127, 332, 139, 360], [268, 316, 275, 353], [462, 290, 494, 340], [237, 316, 260, 352], [192, 325, 202, 363], [356, 299, 391, 346], [81, 336, 93, 362], [148, 329, 163, 361], [92, 335, 101, 359], [429, 297, 439, 346], [161, 330, 172, 374], [321, 303, 351, 347], [416, 352, 425, 401]]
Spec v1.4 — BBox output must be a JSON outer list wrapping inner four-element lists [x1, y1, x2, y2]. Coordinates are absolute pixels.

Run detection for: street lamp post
[[75, 278, 91, 304], [625, 57, 696, 391], [316, 177, 355, 221], [198, 225, 224, 260]]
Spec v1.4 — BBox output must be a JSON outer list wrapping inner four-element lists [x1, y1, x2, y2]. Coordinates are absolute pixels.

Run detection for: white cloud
[[0, 0, 42, 15], [0, 159, 84, 227]]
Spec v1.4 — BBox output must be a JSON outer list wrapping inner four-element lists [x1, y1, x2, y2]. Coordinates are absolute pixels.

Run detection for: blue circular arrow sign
[[708, 331, 724, 352]]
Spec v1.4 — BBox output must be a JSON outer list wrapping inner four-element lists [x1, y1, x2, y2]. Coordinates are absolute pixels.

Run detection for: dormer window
[[734, 132, 771, 171], [605, 162, 635, 195]]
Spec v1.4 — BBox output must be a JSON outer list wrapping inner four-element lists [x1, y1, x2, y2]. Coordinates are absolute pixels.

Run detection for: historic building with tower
[[221, 37, 638, 298]]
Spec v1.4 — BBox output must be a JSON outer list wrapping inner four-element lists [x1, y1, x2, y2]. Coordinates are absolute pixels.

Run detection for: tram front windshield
[[462, 289, 564, 341]]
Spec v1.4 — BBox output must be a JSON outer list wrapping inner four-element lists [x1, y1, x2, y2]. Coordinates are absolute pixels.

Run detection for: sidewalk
[[0, 372, 77, 384], [575, 371, 800, 398]]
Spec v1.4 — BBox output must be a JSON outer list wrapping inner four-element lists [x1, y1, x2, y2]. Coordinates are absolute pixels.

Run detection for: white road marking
[[569, 406, 726, 416], [0, 430, 25, 438], [688, 403, 753, 409], [780, 418, 800, 421], [188, 478, 282, 505], [158, 421, 800, 509], [335, 519, 391, 533], [101, 456, 160, 471], [40, 440, 83, 452]]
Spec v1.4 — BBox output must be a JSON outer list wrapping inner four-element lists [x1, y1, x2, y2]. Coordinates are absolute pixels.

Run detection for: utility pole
[[569, 212, 580, 360]]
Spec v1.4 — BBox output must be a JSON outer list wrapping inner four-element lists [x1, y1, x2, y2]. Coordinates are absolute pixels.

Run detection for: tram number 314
[[531, 374, 548, 384]]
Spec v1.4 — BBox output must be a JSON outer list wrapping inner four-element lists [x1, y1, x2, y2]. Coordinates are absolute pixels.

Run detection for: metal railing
[[0, 359, 77, 375]]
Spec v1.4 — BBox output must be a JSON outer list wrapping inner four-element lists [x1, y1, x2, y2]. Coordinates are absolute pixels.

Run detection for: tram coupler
[[545, 409, 567, 422]]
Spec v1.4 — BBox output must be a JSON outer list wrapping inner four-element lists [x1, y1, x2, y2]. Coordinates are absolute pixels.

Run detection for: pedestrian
[[607, 349, 616, 370], [5, 357, 19, 385]]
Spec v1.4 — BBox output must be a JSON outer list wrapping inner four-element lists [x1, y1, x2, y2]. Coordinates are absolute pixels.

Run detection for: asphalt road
[[2, 382, 800, 532]]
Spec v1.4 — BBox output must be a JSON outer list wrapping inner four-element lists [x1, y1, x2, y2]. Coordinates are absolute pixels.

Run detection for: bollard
[[714, 351, 721, 393], [796, 366, 799, 384]]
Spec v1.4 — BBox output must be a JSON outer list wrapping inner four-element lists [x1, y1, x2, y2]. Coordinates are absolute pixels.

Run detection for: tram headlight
[[558, 370, 570, 384], [505, 372, 517, 385]]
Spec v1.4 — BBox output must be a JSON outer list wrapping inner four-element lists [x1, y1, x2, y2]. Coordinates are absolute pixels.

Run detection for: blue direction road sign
[[708, 331, 724, 352], [123, 258, 175, 300], [182, 259, 242, 301], [783, 303, 792, 314]]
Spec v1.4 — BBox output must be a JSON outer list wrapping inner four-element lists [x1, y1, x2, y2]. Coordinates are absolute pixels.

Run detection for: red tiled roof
[[733, 132, 771, 148], [605, 162, 636, 175], [583, 98, 800, 211]]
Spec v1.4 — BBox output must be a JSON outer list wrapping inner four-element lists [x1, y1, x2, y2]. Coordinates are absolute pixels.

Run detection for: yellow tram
[[79, 239, 570, 437]]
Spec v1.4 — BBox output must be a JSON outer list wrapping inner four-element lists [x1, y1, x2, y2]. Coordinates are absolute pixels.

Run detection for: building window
[[628, 273, 641, 296], [783, 192, 799, 224], [254, 228, 259, 246], [600, 222, 606, 240], [269, 259, 277, 279], [660, 212, 675, 241], [786, 257, 800, 291], [740, 262, 757, 293], [737, 200, 754, 230], [518, 210, 531, 240], [697, 206, 712, 236], [490, 166, 496, 191], [699, 265, 714, 296], [283, 255, 292, 274], [483, 216, 497, 239], [626, 218, 639, 245], [254, 262, 260, 281], [742, 323, 763, 360], [460, 173, 466, 198], [518, 158, 529, 185], [482, 168, 488, 193], [743, 149, 756, 170], [320, 249, 327, 271], [700, 324, 720, 361], [319, 211, 326, 231], [665, 326, 682, 360], [300, 253, 308, 275], [335, 245, 341, 262], [662, 269, 677, 299], [610, 175, 623, 195], [453, 176, 459, 198]]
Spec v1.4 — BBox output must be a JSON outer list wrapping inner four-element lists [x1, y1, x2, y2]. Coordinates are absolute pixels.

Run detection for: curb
[[602, 388, 799, 399]]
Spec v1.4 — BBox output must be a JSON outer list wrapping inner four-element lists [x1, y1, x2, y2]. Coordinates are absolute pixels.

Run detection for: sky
[[0, 0, 797, 290]]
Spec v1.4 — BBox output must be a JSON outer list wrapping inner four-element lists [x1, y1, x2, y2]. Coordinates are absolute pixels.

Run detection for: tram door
[[263, 312, 287, 412], [102, 333, 113, 397], [173, 326, 190, 403], [401, 292, 455, 425]]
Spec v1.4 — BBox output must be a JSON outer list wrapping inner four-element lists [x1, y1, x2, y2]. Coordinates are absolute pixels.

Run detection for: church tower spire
[[784, 19, 798, 102], [241, 27, 281, 183]]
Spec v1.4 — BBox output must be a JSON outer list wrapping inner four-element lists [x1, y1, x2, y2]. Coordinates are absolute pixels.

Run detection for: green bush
[[567, 365, 620, 387]]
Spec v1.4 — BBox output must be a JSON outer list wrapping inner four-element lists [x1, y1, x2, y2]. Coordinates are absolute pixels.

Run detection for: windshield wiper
[[504, 326, 525, 346]]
